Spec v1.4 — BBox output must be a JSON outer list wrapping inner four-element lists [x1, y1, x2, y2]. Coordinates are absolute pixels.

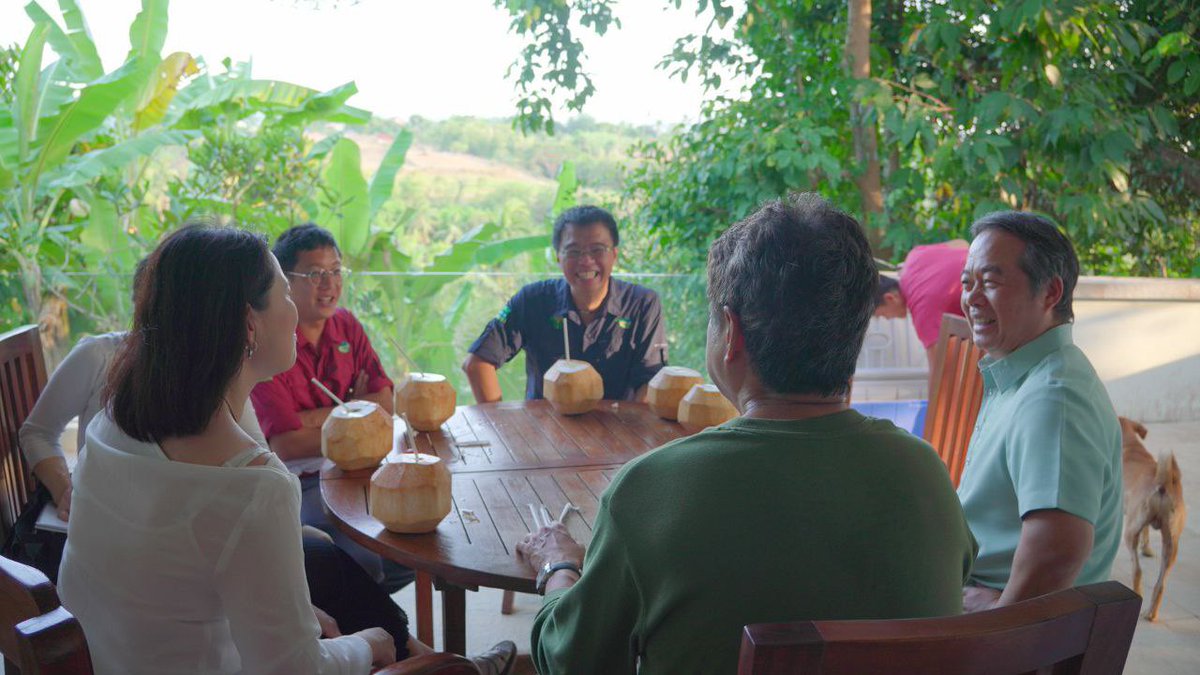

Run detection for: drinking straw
[[400, 412, 419, 458], [562, 319, 570, 361], [387, 336, 420, 375], [310, 378, 345, 408]]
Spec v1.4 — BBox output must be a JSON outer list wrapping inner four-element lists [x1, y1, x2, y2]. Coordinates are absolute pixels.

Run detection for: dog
[[1119, 417, 1186, 621]]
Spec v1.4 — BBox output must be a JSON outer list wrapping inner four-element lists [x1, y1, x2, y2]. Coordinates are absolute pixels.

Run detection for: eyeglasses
[[286, 268, 350, 285], [560, 245, 614, 260]]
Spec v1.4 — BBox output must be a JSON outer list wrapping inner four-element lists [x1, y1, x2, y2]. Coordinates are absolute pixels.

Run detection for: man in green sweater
[[517, 193, 978, 675]]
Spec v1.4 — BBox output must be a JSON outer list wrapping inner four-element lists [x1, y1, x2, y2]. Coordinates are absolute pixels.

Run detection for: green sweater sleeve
[[531, 495, 642, 674]]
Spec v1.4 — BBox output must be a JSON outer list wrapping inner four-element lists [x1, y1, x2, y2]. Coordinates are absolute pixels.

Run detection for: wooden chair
[[1, 553, 480, 674], [1, 325, 48, 544], [738, 581, 1141, 675], [1, 554, 93, 674], [922, 314, 984, 487]]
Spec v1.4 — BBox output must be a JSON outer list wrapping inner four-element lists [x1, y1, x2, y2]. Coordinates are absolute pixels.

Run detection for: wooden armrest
[[374, 652, 479, 674]]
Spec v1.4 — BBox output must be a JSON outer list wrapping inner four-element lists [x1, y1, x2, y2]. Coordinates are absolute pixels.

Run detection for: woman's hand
[[354, 627, 397, 667], [54, 484, 72, 521], [313, 605, 341, 637], [516, 522, 585, 573]]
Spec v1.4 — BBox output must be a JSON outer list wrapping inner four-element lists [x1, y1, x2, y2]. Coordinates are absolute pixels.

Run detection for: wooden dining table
[[321, 399, 688, 654], [320, 397, 929, 654]]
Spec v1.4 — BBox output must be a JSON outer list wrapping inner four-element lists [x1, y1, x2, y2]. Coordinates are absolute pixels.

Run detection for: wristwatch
[[535, 561, 581, 594]]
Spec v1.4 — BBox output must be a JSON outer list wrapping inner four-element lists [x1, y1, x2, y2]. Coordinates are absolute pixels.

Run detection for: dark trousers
[[303, 535, 411, 660]]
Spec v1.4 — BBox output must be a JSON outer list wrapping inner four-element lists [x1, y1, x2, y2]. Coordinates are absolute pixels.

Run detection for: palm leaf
[[368, 129, 412, 220]]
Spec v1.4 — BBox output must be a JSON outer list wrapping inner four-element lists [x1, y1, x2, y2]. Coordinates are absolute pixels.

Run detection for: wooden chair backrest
[[0, 325, 48, 542], [738, 582, 1140, 675], [922, 314, 984, 487], [1, 554, 93, 674]]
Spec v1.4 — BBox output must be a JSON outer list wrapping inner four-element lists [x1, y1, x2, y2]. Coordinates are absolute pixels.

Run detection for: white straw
[[558, 504, 572, 523], [400, 412, 419, 457], [562, 318, 570, 361], [386, 336, 420, 374], [541, 505, 555, 527], [528, 504, 544, 529], [310, 378, 345, 408]]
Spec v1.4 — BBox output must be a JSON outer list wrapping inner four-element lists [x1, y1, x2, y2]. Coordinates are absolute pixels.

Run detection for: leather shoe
[[468, 640, 517, 675]]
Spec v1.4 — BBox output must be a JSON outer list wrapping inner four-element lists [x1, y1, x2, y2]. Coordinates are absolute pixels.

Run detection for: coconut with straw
[[677, 383, 738, 433], [316, 378, 391, 471], [389, 337, 456, 431], [369, 411, 452, 534], [543, 318, 602, 415]]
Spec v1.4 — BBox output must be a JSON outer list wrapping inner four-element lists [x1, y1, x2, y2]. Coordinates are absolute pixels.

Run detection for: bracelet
[[535, 561, 582, 594]]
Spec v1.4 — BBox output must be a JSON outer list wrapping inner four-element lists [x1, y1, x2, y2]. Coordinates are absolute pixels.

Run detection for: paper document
[[35, 503, 69, 534]]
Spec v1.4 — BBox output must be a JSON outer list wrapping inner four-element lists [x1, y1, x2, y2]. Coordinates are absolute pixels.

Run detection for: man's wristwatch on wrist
[[535, 561, 581, 594]]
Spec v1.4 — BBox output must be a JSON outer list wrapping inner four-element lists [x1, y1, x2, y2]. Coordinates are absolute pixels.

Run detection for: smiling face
[[960, 229, 1062, 358], [288, 246, 343, 323], [557, 221, 618, 301]]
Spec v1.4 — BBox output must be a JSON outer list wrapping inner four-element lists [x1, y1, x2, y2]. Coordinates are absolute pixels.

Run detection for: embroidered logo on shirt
[[550, 316, 564, 330], [616, 317, 631, 329], [338, 341, 350, 354], [497, 306, 511, 324]]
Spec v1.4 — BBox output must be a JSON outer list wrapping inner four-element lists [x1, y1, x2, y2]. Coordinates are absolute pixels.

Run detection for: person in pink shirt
[[874, 240, 970, 363]]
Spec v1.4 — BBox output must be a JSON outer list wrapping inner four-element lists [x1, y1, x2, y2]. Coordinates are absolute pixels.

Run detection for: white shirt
[[18, 332, 267, 468], [58, 411, 372, 675]]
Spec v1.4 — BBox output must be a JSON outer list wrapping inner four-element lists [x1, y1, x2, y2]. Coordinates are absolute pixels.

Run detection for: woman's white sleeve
[[210, 472, 373, 674], [18, 337, 106, 467]]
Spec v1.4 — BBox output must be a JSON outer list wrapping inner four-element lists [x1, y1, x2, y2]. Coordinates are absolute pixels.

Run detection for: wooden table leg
[[501, 589, 515, 614], [415, 571, 434, 647], [440, 583, 467, 656]]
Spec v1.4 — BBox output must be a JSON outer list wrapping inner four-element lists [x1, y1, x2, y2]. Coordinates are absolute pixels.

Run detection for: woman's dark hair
[[707, 193, 877, 397], [272, 223, 341, 272], [106, 224, 275, 442], [552, 205, 620, 251], [970, 211, 1079, 322]]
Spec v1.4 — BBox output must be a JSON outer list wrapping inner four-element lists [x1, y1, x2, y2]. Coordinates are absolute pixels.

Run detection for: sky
[[0, 0, 741, 126]]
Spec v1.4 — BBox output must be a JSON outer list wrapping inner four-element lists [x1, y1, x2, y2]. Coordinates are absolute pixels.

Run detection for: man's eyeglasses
[[286, 268, 350, 285], [560, 245, 614, 260]]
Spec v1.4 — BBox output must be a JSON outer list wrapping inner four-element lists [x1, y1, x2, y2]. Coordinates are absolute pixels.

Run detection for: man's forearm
[[298, 406, 336, 429], [269, 427, 324, 461]]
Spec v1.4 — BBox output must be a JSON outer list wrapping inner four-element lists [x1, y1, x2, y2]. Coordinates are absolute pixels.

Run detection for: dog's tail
[[1151, 452, 1182, 504]]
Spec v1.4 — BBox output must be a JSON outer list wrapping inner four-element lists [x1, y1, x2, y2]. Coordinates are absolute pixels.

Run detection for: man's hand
[[962, 585, 1002, 613], [348, 369, 369, 399], [517, 522, 585, 574]]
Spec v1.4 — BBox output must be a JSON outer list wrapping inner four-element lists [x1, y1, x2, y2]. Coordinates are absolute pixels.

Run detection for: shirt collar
[[296, 311, 346, 351], [978, 323, 1073, 392], [556, 277, 628, 320]]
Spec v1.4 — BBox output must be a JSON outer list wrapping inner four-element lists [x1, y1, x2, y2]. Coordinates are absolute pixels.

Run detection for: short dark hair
[[273, 223, 341, 272], [970, 211, 1079, 322], [552, 205, 619, 251], [875, 274, 900, 308], [707, 193, 877, 397], [106, 224, 276, 442]]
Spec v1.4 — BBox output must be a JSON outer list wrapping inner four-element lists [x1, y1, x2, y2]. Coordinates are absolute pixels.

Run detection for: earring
[[246, 340, 258, 360]]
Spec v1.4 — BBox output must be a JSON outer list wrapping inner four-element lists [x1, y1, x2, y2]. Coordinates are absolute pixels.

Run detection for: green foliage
[[503, 0, 1200, 277]]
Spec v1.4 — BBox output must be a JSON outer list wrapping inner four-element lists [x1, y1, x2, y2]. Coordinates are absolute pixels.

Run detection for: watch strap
[[536, 561, 581, 594]]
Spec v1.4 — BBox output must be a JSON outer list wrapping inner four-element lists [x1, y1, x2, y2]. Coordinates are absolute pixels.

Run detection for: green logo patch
[[337, 341, 351, 354], [496, 306, 511, 324], [616, 317, 631, 329], [550, 316, 564, 330]]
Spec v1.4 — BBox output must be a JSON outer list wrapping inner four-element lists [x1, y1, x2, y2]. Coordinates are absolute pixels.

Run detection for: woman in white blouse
[[19, 329, 266, 521], [57, 225, 436, 674]]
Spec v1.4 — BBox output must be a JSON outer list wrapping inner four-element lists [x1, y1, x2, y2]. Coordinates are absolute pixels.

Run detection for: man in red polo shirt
[[874, 240, 969, 363], [251, 223, 407, 588]]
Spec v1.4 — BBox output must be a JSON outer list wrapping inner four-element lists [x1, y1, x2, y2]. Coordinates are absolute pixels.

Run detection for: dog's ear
[[1134, 420, 1149, 439]]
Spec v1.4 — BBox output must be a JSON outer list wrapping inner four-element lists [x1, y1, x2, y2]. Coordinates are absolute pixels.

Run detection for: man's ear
[[722, 305, 745, 364], [1042, 276, 1064, 314]]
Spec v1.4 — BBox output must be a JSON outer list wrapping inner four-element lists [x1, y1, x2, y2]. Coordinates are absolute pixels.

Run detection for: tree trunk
[[846, 0, 886, 249]]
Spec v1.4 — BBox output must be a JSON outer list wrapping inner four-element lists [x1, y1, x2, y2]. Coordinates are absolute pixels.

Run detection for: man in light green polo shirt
[[957, 211, 1122, 613]]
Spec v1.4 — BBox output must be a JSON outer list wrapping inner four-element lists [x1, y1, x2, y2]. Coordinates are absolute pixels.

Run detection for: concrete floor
[[392, 420, 1200, 674]]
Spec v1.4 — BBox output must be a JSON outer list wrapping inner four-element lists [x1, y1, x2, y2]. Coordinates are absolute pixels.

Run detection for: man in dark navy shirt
[[463, 206, 668, 402]]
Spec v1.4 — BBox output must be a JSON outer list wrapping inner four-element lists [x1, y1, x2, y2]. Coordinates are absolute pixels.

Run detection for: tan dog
[[1119, 417, 1186, 621]]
